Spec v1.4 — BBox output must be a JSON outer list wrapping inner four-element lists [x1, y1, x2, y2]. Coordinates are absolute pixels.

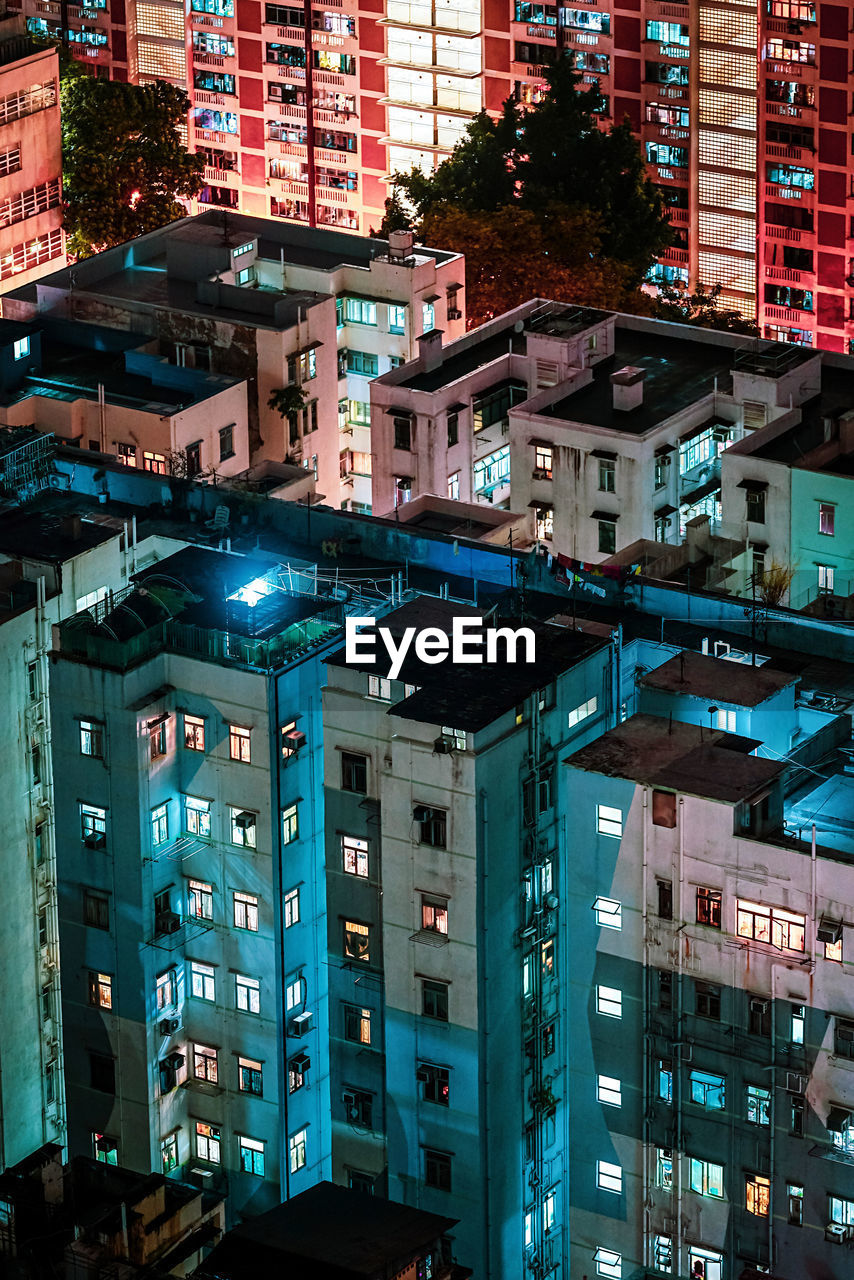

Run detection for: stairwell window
[[655, 1147, 673, 1189], [284, 887, 300, 927], [184, 796, 211, 839], [658, 1059, 672, 1102], [282, 804, 299, 844], [695, 981, 721, 1020], [696, 885, 721, 928], [81, 804, 107, 847], [819, 502, 836, 536], [239, 1057, 263, 1095], [229, 724, 251, 762], [594, 1249, 621, 1279], [341, 751, 368, 793], [151, 804, 169, 847], [188, 879, 213, 920], [747, 1084, 771, 1125], [689, 1069, 725, 1109], [233, 891, 258, 931], [193, 1044, 218, 1082], [597, 1160, 622, 1194], [597, 1075, 621, 1107], [593, 897, 622, 929], [184, 714, 205, 751], [196, 1121, 221, 1163], [596, 805, 622, 838], [79, 720, 104, 758], [190, 962, 215, 1002], [88, 971, 113, 1010], [597, 985, 622, 1018], [236, 974, 260, 1013], [344, 1003, 372, 1043]]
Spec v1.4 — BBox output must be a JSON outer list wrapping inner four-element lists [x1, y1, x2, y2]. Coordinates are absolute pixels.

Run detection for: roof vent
[[610, 365, 646, 412]]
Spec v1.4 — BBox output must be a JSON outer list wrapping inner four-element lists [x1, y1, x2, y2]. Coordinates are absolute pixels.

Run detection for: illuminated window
[[233, 891, 258, 931], [344, 1003, 372, 1043], [421, 895, 448, 934], [142, 450, 167, 473], [767, 37, 814, 64], [689, 1156, 724, 1198], [368, 675, 392, 699], [594, 1249, 621, 1279], [284, 887, 300, 927], [138, 41, 186, 79], [80, 804, 106, 846], [747, 1084, 771, 1125], [342, 834, 369, 877], [190, 961, 215, 1002], [239, 1134, 265, 1175], [13, 335, 29, 361], [289, 1128, 306, 1173], [88, 970, 112, 1009], [183, 714, 205, 751], [151, 803, 168, 846], [658, 1059, 672, 1102], [568, 696, 597, 729], [344, 920, 370, 961], [156, 969, 176, 1009], [534, 443, 553, 476], [161, 1133, 178, 1173], [819, 503, 835, 536], [282, 804, 298, 844], [715, 708, 736, 733], [689, 1069, 725, 1109], [80, 719, 104, 757], [93, 1134, 118, 1165], [239, 1056, 263, 1094], [737, 899, 805, 952], [230, 807, 257, 848], [184, 796, 211, 839], [746, 1172, 770, 1216], [788, 1183, 803, 1225], [656, 1146, 673, 1188], [696, 886, 722, 928], [188, 879, 213, 919], [229, 724, 251, 762], [236, 973, 260, 1013], [193, 1043, 218, 1082], [818, 564, 835, 594]]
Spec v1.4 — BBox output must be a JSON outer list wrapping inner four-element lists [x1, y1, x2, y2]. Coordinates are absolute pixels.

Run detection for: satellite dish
[[514, 319, 525, 333]]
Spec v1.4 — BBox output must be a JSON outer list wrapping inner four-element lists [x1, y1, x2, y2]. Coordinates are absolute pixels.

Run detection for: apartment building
[[0, 12, 63, 293], [0, 318, 251, 477], [3, 211, 464, 511], [371, 300, 828, 561], [562, 647, 854, 1280], [0, 472, 173, 1172]]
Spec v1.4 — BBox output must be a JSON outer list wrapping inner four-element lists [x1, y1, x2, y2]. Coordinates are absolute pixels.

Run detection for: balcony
[[203, 165, 238, 184], [766, 142, 809, 160], [765, 304, 812, 321], [765, 265, 808, 283], [765, 224, 803, 242]]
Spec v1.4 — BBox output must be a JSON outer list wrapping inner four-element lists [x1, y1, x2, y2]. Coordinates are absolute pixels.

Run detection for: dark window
[[790, 1095, 804, 1135], [424, 1148, 452, 1191], [598, 519, 616, 555], [834, 1018, 854, 1058], [696, 981, 721, 1020], [696, 886, 722, 928], [344, 1089, 373, 1127], [659, 971, 673, 1010], [657, 880, 673, 920], [788, 1187, 803, 1224], [393, 417, 411, 450], [447, 412, 458, 446], [417, 806, 447, 848], [348, 1169, 375, 1193], [422, 979, 449, 1021], [343, 920, 371, 962], [89, 1053, 116, 1094], [542, 1021, 555, 1056], [746, 489, 766, 523], [150, 721, 166, 759], [265, 2, 304, 23], [219, 423, 234, 460], [84, 891, 110, 930], [652, 790, 677, 828], [748, 996, 771, 1037], [341, 751, 367, 793], [239, 1059, 263, 1095], [420, 1062, 450, 1105]]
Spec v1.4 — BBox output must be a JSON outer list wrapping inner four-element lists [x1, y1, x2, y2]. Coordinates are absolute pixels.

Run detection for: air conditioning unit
[[415, 1065, 431, 1083], [343, 1090, 361, 1121], [826, 1222, 851, 1244], [837, 1023, 854, 1047], [750, 997, 769, 1013], [447, 308, 462, 320], [786, 1071, 806, 1094], [83, 833, 106, 850], [433, 736, 453, 755], [234, 811, 255, 830], [155, 911, 180, 935], [291, 1052, 310, 1072], [159, 1018, 180, 1036], [818, 917, 843, 945], [531, 468, 550, 480], [291, 1011, 313, 1036], [286, 729, 306, 751], [413, 804, 431, 822], [545, 893, 559, 911], [166, 1051, 185, 1070]]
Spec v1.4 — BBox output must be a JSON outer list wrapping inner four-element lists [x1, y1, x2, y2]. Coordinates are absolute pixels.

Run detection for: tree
[[61, 77, 205, 258], [421, 204, 634, 326], [385, 62, 671, 294], [655, 282, 759, 335], [268, 385, 307, 420]]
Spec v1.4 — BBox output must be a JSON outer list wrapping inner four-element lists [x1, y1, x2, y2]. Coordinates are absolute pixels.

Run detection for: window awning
[[738, 478, 768, 491], [446, 281, 463, 291], [827, 1106, 850, 1132], [591, 510, 620, 522], [447, 402, 466, 413], [751, 541, 769, 553], [424, 293, 440, 303], [655, 504, 677, 518], [147, 713, 169, 729], [655, 444, 676, 456], [529, 437, 553, 448], [386, 405, 413, 417], [528, 500, 553, 510], [591, 449, 617, 460]]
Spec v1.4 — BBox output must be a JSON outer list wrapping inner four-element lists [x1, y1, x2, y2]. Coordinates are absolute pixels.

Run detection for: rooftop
[[564, 713, 785, 803], [0, 507, 118, 562], [541, 329, 734, 434], [641, 650, 798, 706], [327, 596, 605, 732], [196, 1181, 458, 1280]]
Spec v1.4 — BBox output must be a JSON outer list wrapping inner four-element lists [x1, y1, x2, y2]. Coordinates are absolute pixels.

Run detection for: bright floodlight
[[228, 576, 274, 607]]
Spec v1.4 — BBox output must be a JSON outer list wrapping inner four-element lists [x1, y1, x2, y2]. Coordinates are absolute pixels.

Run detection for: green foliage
[[268, 385, 308, 419], [654, 282, 759, 335], [386, 61, 672, 301], [61, 76, 204, 257]]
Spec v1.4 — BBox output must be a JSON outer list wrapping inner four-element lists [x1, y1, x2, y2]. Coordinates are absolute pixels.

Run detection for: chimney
[[610, 366, 646, 412], [417, 328, 444, 374], [387, 229, 414, 262], [60, 514, 82, 541]]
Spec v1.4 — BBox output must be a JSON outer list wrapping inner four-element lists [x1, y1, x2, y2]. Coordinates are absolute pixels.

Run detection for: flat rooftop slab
[[641, 650, 798, 706]]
